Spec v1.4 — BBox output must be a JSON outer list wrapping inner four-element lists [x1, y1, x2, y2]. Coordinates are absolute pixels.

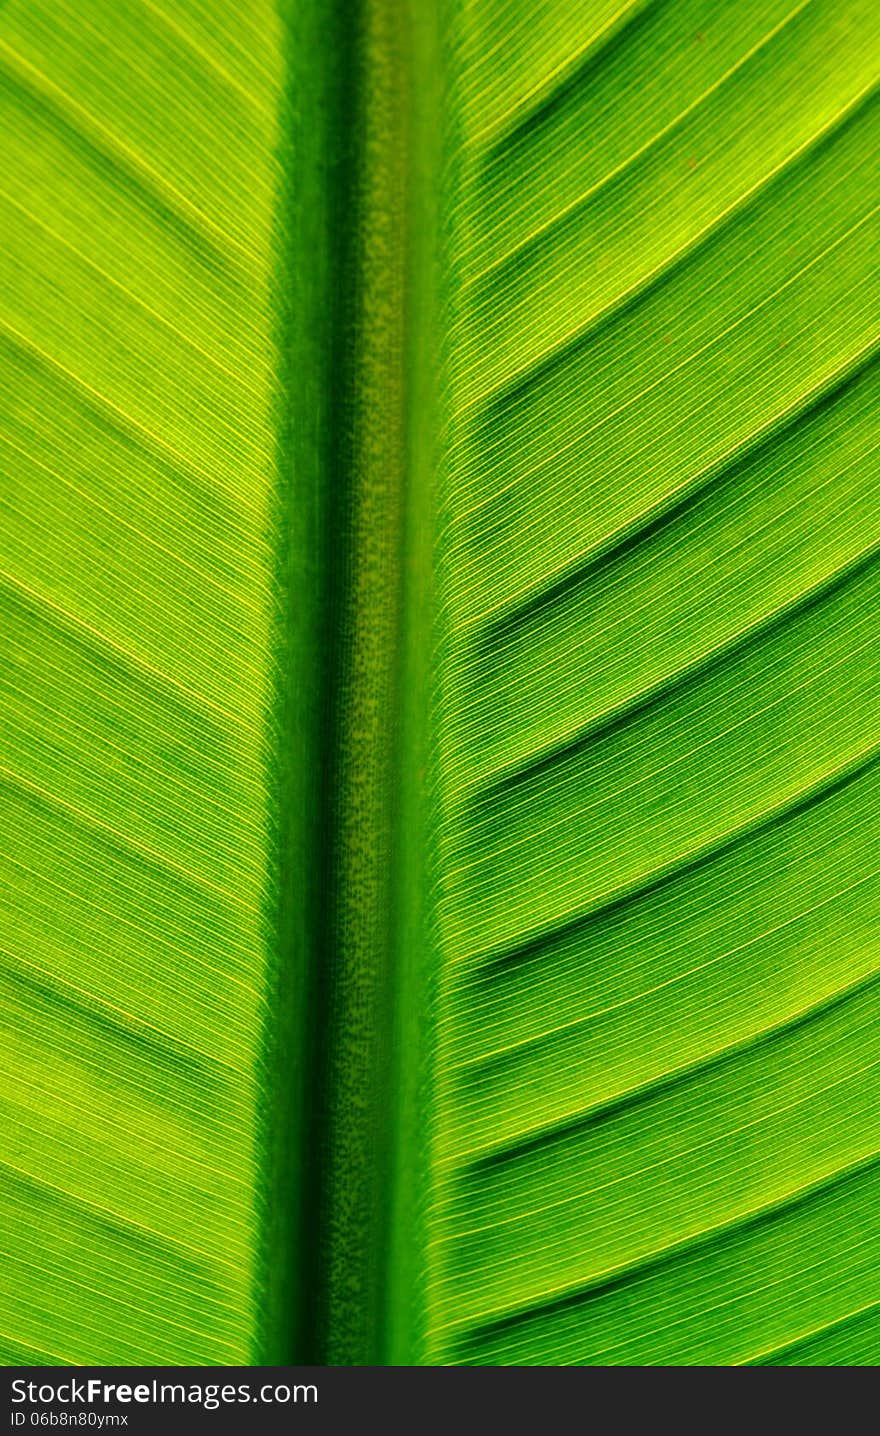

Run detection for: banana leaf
[[0, 0, 878, 1367]]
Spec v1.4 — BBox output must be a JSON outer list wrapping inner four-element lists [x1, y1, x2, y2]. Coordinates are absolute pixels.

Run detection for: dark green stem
[[263, 0, 435, 1367]]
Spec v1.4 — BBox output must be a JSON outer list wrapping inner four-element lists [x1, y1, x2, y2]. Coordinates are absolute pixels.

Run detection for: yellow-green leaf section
[[0, 0, 294, 1365]]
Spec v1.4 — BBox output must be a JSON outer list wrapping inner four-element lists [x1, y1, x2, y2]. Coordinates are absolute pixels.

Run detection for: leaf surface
[[1, 0, 879, 1369], [426, 0, 880, 1366], [0, 0, 288, 1364]]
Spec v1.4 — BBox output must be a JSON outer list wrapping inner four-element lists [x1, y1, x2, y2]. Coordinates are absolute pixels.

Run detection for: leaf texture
[[1, 0, 880, 1371], [426, 0, 880, 1366], [0, 0, 288, 1364]]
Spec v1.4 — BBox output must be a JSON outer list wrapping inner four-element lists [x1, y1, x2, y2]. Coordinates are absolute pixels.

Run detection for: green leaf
[[0, 0, 295, 1364], [1, 0, 879, 1369], [426, 0, 880, 1366]]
